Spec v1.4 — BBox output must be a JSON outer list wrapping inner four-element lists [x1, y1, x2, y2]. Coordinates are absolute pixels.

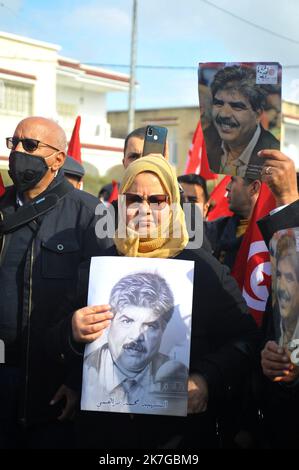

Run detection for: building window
[[0, 80, 33, 116], [57, 102, 77, 119], [57, 102, 78, 133]]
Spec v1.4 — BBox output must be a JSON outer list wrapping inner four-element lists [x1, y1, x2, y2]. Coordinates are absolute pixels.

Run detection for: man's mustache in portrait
[[277, 289, 291, 303], [215, 115, 240, 129], [123, 341, 147, 353]]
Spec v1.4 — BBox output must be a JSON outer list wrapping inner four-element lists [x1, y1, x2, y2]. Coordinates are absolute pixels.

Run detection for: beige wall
[[283, 101, 299, 119]]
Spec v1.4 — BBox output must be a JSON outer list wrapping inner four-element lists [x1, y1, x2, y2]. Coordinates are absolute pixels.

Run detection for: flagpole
[[128, 0, 138, 134]]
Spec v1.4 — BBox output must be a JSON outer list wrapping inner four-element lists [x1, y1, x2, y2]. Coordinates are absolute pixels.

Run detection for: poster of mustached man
[[198, 62, 282, 180], [81, 256, 194, 417], [270, 228, 299, 366]]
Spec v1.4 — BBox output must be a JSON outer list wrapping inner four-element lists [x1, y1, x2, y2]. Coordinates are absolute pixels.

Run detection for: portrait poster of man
[[81, 256, 194, 417], [198, 62, 282, 179], [270, 229, 299, 362]]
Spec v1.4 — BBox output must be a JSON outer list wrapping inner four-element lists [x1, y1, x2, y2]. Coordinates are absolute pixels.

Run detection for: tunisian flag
[[67, 116, 82, 163], [108, 180, 119, 204], [0, 173, 5, 197], [185, 121, 217, 180], [231, 183, 276, 326], [206, 175, 233, 221]]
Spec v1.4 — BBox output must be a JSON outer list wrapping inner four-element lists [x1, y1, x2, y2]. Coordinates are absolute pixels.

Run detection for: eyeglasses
[[124, 193, 169, 210], [6, 137, 60, 153]]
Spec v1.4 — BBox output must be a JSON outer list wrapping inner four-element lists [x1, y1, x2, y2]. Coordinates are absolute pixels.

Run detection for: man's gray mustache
[[215, 116, 239, 128], [123, 342, 147, 353], [277, 289, 291, 302]]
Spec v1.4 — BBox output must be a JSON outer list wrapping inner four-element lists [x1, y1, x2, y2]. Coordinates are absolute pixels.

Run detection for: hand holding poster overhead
[[81, 256, 194, 417], [198, 62, 282, 179]]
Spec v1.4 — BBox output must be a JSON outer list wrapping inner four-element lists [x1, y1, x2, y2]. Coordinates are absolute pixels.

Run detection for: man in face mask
[[0, 117, 111, 449], [7, 117, 67, 198]]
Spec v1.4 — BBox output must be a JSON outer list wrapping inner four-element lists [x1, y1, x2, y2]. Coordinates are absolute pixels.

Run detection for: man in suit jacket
[[81, 271, 188, 416], [203, 65, 280, 179]]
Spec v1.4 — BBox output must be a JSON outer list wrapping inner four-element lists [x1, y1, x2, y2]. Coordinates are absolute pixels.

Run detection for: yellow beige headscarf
[[114, 154, 189, 258]]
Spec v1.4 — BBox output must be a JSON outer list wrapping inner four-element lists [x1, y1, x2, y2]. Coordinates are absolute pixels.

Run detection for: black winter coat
[[0, 173, 111, 425], [48, 243, 258, 449], [206, 215, 243, 269]]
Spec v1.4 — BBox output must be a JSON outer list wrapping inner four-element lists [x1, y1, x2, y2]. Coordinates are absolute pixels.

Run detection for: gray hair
[[109, 272, 174, 325], [276, 233, 299, 282]]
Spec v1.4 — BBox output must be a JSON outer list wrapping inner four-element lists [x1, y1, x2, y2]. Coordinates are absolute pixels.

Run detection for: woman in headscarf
[[51, 154, 257, 449]]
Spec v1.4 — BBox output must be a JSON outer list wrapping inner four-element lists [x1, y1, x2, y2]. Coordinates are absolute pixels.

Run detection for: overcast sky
[[1, 0, 299, 111]]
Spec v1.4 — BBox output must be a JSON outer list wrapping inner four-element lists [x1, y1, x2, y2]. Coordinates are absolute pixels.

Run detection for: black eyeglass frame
[[123, 193, 170, 210], [6, 137, 60, 153]]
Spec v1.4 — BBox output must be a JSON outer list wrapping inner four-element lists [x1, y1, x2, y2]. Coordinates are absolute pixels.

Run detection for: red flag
[[108, 180, 119, 204], [0, 173, 5, 197], [206, 175, 233, 221], [67, 116, 82, 163], [185, 122, 218, 180], [231, 183, 276, 326]]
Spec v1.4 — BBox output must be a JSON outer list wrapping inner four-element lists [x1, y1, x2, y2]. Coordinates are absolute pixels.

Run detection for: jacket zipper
[[21, 237, 35, 425]]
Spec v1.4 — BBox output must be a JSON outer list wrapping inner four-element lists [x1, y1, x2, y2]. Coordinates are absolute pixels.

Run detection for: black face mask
[[8, 151, 51, 193]]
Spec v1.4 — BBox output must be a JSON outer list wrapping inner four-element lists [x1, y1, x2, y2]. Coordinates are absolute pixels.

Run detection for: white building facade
[[0, 31, 129, 175], [282, 101, 299, 170]]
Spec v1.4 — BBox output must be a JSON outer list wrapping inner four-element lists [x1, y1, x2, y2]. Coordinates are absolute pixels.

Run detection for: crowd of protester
[[0, 120, 299, 450]]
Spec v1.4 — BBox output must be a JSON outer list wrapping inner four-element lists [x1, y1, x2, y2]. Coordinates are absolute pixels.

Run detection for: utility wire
[[1, 0, 299, 46], [1, 0, 299, 72], [0, 56, 298, 70], [200, 0, 299, 45], [85, 63, 196, 69], [1, 57, 299, 70], [85, 63, 299, 70]]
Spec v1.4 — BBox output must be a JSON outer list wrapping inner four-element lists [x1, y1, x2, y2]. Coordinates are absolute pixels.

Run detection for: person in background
[[98, 182, 115, 204], [206, 176, 261, 268], [123, 127, 169, 169], [177, 173, 212, 252], [177, 173, 210, 219], [63, 156, 85, 189]]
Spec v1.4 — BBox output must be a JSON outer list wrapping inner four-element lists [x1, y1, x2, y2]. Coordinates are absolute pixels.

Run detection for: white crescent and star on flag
[[242, 241, 272, 312]]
